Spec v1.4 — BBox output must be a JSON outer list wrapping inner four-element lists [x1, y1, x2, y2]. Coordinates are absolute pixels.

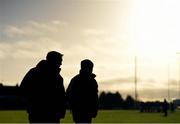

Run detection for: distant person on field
[[66, 59, 98, 123], [162, 99, 169, 117], [170, 102, 175, 112], [20, 51, 66, 123]]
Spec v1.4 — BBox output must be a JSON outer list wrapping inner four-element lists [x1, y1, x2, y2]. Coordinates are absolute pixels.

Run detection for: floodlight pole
[[176, 52, 180, 99], [0, 60, 2, 84], [168, 63, 170, 102], [134, 56, 138, 106]]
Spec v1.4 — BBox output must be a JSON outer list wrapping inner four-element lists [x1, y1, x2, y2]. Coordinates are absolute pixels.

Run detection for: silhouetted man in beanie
[[20, 51, 66, 123], [67, 59, 98, 123]]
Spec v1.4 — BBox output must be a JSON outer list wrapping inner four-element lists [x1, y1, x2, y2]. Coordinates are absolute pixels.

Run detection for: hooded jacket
[[67, 71, 98, 117], [20, 60, 66, 118]]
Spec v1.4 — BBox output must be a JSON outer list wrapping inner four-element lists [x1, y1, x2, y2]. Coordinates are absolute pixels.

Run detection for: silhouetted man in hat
[[66, 59, 98, 123], [20, 51, 66, 123]]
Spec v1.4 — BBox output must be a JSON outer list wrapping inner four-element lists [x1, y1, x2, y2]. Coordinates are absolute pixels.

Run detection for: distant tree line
[[0, 84, 24, 110], [99, 91, 136, 110], [98, 91, 175, 112], [0, 84, 176, 112]]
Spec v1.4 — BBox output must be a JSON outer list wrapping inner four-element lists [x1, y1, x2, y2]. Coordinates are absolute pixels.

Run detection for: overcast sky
[[1, 0, 180, 101]]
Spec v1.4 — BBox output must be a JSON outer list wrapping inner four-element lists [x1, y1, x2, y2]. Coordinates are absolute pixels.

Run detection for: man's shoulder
[[25, 67, 36, 75], [29, 67, 36, 71], [71, 74, 80, 81]]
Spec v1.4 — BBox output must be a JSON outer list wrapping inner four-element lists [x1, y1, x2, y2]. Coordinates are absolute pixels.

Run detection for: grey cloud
[[83, 28, 107, 36], [101, 77, 157, 85], [99, 77, 178, 92], [99, 78, 180, 101], [4, 21, 67, 38], [0, 38, 65, 59]]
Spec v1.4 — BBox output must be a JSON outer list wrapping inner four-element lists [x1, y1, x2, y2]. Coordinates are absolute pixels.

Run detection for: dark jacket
[[20, 60, 66, 118], [66, 72, 98, 118]]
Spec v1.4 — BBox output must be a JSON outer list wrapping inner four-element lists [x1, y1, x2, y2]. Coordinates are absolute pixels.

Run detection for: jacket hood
[[91, 73, 96, 78], [36, 60, 61, 74], [36, 60, 47, 68], [79, 70, 96, 79]]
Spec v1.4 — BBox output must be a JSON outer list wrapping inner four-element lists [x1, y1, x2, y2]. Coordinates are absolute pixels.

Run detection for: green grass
[[0, 110, 180, 123], [92, 110, 180, 123]]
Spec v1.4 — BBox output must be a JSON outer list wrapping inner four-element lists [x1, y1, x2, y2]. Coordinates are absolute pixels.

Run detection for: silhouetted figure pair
[[20, 51, 66, 123], [66, 59, 99, 123]]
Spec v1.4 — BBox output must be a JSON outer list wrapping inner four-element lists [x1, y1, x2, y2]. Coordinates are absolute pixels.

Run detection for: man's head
[[46, 51, 63, 68], [80, 59, 94, 74]]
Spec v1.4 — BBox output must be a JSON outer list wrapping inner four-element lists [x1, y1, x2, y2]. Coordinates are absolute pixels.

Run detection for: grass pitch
[[0, 110, 179, 123]]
